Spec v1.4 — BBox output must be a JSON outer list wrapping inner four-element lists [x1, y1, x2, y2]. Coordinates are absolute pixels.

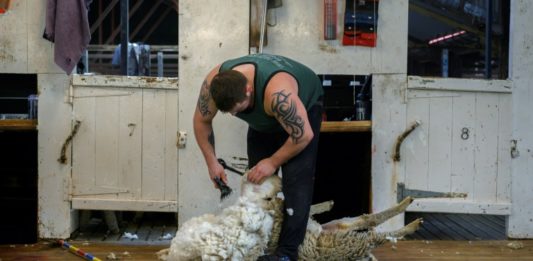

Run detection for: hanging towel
[[43, 0, 92, 74]]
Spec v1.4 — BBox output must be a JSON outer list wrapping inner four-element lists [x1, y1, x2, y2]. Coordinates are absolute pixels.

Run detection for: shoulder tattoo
[[197, 80, 212, 117], [271, 90, 305, 144]]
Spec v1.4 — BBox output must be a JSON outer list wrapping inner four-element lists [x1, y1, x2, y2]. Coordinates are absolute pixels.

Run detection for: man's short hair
[[210, 70, 248, 112]]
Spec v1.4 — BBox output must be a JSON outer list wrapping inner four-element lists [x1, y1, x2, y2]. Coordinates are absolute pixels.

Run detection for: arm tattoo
[[208, 131, 215, 149], [197, 80, 212, 117], [271, 90, 305, 144]]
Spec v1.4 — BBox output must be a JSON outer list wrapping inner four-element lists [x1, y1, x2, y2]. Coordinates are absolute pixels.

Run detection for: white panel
[[427, 97, 453, 193], [496, 94, 512, 203], [71, 78, 178, 211], [26, 0, 61, 73], [404, 84, 512, 216], [450, 94, 476, 199], [407, 198, 511, 215], [95, 96, 120, 189], [164, 90, 179, 201], [371, 74, 407, 232], [0, 0, 28, 72], [72, 90, 97, 195], [408, 76, 512, 93], [72, 198, 177, 212], [473, 93, 499, 202], [117, 91, 143, 200], [38, 74, 73, 238], [142, 89, 166, 200], [404, 96, 429, 190]]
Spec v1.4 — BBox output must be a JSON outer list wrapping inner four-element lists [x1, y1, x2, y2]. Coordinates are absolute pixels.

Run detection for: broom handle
[[59, 240, 102, 261]]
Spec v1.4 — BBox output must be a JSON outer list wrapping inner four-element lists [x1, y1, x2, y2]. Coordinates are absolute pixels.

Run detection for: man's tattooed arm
[[271, 90, 305, 144], [208, 131, 215, 149], [197, 80, 212, 117]]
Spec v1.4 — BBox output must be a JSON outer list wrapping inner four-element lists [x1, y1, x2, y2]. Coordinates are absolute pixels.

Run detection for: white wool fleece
[[165, 193, 274, 261]]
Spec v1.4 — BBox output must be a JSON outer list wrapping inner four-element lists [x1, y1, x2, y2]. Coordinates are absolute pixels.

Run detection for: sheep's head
[[240, 172, 282, 211]]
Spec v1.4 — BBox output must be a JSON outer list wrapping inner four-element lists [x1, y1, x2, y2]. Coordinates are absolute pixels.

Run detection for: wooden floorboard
[[2, 240, 533, 260]]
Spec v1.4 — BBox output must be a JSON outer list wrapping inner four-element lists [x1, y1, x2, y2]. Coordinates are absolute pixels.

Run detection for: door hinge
[[397, 183, 467, 202]]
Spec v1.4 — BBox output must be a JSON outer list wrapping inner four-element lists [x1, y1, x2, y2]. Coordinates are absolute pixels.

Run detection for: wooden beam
[[320, 121, 372, 132], [0, 120, 37, 131], [141, 7, 171, 42], [130, 1, 163, 41], [104, 0, 147, 44], [90, 0, 119, 35]]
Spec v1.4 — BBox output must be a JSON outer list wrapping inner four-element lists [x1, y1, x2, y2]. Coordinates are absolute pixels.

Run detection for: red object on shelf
[[342, 32, 377, 47]]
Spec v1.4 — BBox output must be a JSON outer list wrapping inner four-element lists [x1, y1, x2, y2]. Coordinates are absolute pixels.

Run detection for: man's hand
[[247, 158, 277, 184], [208, 162, 227, 188]]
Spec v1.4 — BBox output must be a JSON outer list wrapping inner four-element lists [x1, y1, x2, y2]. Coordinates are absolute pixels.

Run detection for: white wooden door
[[401, 76, 512, 215], [69, 75, 179, 212]]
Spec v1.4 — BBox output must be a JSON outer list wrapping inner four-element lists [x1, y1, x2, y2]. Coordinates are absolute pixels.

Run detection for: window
[[408, 0, 509, 79]]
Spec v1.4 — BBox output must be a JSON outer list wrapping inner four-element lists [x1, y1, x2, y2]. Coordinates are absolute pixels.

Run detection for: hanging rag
[[43, 0, 92, 74]]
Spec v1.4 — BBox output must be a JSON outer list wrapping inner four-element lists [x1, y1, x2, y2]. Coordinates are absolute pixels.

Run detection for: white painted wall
[[508, 0, 533, 238], [178, 0, 251, 224], [262, 0, 408, 75], [0, 0, 73, 238]]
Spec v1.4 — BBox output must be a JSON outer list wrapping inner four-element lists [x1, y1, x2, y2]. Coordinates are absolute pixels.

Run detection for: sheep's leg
[[310, 200, 334, 216], [383, 218, 423, 238], [321, 196, 414, 231]]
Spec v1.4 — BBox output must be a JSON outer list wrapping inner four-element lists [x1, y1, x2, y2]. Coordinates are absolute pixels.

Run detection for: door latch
[[177, 131, 187, 148]]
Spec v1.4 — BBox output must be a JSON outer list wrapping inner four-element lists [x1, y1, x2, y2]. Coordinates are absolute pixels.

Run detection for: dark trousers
[[247, 102, 323, 260]]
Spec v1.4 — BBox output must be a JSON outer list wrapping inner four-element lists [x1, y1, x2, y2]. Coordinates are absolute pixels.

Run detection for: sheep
[[157, 174, 281, 261], [158, 173, 422, 261]]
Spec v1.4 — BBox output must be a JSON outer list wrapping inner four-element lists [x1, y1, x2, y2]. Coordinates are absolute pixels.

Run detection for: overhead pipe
[[120, 0, 129, 76], [485, 0, 492, 79]]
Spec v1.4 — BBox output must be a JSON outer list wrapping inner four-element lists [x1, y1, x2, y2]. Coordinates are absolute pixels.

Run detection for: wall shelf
[[0, 120, 37, 131], [320, 120, 372, 132]]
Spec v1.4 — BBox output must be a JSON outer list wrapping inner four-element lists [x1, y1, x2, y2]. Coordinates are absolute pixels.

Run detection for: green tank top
[[219, 54, 323, 132]]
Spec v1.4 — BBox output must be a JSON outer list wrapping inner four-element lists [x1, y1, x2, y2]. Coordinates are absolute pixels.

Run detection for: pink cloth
[[43, 0, 91, 74]]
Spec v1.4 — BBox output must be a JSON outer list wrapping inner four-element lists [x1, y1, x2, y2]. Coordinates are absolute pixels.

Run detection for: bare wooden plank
[[72, 75, 179, 90], [0, 120, 37, 130], [6, 240, 533, 261], [320, 121, 372, 132]]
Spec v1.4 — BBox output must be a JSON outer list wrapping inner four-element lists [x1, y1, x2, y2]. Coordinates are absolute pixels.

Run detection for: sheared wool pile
[[158, 174, 281, 261]]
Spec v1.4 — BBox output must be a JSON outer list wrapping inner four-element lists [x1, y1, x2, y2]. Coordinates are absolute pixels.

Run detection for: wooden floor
[[1, 240, 532, 260], [1, 212, 530, 260]]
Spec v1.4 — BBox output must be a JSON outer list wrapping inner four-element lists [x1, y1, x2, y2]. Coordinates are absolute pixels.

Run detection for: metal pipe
[[485, 0, 492, 79], [157, 52, 164, 77], [258, 0, 268, 53], [120, 0, 129, 76]]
